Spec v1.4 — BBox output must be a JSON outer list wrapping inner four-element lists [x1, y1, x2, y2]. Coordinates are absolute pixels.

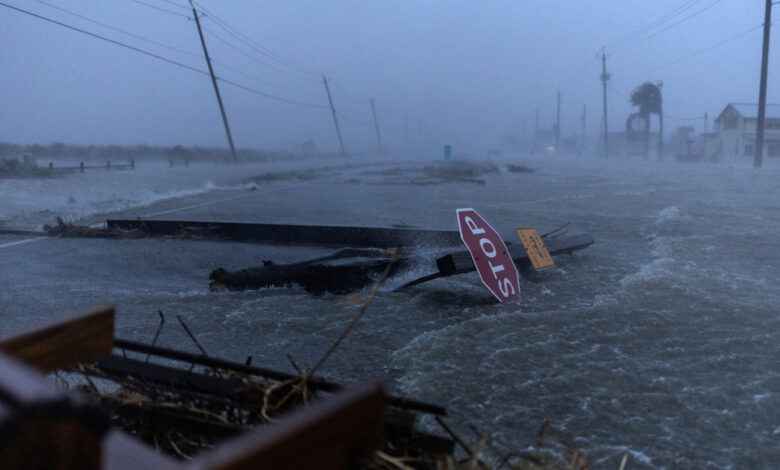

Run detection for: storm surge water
[[3, 154, 779, 468]]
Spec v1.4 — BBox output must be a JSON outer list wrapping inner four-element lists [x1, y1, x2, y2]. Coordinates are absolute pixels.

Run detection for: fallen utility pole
[[370, 97, 384, 154], [189, 0, 237, 163], [755, 0, 773, 168], [322, 75, 346, 155]]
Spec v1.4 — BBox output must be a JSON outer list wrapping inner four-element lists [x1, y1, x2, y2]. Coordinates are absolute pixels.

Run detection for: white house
[[713, 103, 780, 163]]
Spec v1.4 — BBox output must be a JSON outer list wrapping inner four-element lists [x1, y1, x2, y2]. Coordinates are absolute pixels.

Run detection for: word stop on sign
[[456, 208, 521, 301]]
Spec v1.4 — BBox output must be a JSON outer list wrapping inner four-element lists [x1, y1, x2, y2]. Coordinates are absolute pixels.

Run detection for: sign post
[[456, 208, 520, 301]]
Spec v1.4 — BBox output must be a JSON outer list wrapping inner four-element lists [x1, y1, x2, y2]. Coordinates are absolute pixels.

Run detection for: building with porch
[[713, 103, 780, 163]]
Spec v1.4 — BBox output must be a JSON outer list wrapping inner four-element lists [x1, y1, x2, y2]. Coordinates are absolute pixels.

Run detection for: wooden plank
[[0, 305, 114, 371], [113, 339, 447, 416], [0, 353, 106, 470], [106, 219, 463, 248], [187, 382, 385, 470], [436, 233, 595, 276]]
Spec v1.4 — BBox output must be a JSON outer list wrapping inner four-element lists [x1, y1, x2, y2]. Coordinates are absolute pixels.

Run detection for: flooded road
[[1, 154, 778, 469]]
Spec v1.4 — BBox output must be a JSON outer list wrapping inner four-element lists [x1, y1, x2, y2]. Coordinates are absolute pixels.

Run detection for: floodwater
[[1, 154, 778, 469]]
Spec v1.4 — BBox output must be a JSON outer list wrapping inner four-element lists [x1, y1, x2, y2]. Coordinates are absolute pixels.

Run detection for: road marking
[[0, 237, 47, 249], [141, 183, 305, 218]]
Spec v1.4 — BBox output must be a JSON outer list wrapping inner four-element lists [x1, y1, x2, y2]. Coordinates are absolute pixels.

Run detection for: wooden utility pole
[[533, 108, 539, 154], [322, 75, 346, 155], [601, 48, 610, 158], [370, 98, 383, 154], [755, 0, 773, 168], [404, 113, 408, 155], [581, 105, 586, 155], [704, 112, 709, 133], [521, 117, 526, 152], [189, 0, 237, 162], [555, 90, 561, 150]]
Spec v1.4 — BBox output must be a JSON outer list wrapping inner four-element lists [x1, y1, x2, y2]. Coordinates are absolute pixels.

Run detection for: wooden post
[[0, 305, 114, 372]]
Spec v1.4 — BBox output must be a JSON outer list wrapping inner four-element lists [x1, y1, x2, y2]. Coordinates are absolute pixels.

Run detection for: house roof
[[716, 103, 780, 122]]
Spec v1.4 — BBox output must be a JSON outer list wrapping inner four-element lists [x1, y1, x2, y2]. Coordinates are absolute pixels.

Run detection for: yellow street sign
[[515, 227, 555, 271]]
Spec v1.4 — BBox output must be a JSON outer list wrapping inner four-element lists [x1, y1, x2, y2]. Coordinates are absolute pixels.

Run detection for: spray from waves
[[0, 166, 265, 230]]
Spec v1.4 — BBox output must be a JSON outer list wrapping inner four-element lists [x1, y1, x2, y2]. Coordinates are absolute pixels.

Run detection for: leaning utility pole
[[555, 90, 561, 150], [189, 0, 237, 162], [755, 0, 772, 168], [370, 98, 383, 154], [601, 48, 610, 158], [321, 75, 346, 155]]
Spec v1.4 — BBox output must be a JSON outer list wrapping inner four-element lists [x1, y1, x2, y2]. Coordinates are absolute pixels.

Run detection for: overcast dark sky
[[0, 0, 771, 153]]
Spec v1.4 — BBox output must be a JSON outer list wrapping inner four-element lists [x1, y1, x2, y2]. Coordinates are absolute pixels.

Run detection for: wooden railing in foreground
[[0, 306, 386, 470]]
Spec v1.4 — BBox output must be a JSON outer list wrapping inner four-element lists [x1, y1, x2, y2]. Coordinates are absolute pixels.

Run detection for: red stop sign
[[456, 208, 520, 301]]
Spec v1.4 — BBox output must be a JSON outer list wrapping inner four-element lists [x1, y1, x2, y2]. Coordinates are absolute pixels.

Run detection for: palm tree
[[630, 82, 663, 158]]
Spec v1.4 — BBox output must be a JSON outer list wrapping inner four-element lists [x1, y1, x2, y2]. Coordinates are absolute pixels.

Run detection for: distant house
[[713, 103, 780, 163]]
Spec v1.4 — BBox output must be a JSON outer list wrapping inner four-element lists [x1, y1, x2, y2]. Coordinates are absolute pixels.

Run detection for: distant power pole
[[370, 98, 383, 154], [404, 113, 408, 154], [533, 108, 539, 154], [556, 90, 561, 150], [601, 48, 610, 158], [189, 0, 237, 162], [581, 104, 586, 155], [755, 0, 773, 168], [321, 75, 346, 155], [521, 117, 526, 152], [704, 112, 709, 133]]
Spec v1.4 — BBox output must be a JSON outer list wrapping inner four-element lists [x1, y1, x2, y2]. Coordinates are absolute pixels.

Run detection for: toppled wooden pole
[[107, 219, 462, 248], [209, 248, 402, 294]]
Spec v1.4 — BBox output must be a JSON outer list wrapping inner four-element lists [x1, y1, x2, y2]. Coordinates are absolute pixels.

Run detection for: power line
[[612, 0, 724, 53], [0, 2, 207, 74], [193, 1, 320, 78], [126, 0, 191, 19], [31, 0, 202, 60], [637, 24, 763, 75], [218, 77, 327, 108], [201, 24, 318, 82], [0, 2, 328, 109], [31, 0, 321, 100], [157, 0, 189, 10], [605, 0, 703, 50]]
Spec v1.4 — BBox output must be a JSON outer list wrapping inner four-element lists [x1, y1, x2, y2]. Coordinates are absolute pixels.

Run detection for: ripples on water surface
[[3, 155, 779, 468]]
